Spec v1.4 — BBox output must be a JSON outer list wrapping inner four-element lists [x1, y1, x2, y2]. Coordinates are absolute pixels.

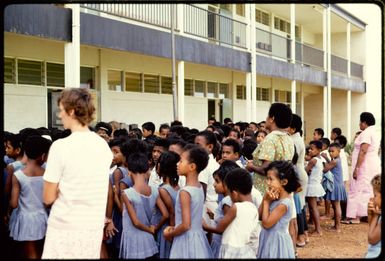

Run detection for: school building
[[3, 4, 382, 143]]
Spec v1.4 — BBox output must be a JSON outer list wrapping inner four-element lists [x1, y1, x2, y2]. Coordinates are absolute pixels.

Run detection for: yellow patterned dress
[[252, 130, 295, 194]]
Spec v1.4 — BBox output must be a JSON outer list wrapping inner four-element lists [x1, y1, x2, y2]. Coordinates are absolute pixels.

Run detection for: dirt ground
[[297, 203, 369, 258]]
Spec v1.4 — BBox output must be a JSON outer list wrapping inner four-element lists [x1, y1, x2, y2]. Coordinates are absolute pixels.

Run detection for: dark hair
[[268, 103, 292, 129], [224, 168, 252, 195], [223, 118, 233, 125], [24, 135, 52, 160], [206, 125, 215, 132], [212, 140, 221, 158], [169, 125, 185, 138], [208, 117, 216, 122], [142, 122, 155, 133], [120, 139, 148, 160], [220, 124, 231, 138], [329, 142, 341, 150], [255, 130, 267, 138], [243, 129, 255, 138], [241, 139, 258, 160], [129, 128, 143, 140], [196, 130, 217, 146], [290, 114, 302, 134], [371, 174, 381, 192], [309, 140, 323, 150], [292, 146, 298, 165], [228, 128, 241, 139], [95, 121, 112, 136], [360, 112, 375, 126], [108, 138, 124, 148], [213, 160, 239, 182], [5, 133, 21, 151], [19, 128, 40, 147], [190, 128, 199, 135], [249, 122, 258, 128], [168, 138, 187, 149], [334, 135, 347, 148], [154, 138, 170, 150], [113, 128, 129, 140], [265, 161, 300, 193], [170, 120, 183, 127], [159, 123, 170, 133], [127, 153, 149, 174], [58, 88, 95, 126], [222, 138, 241, 154], [320, 137, 330, 148], [314, 128, 324, 138], [158, 151, 180, 186], [331, 127, 342, 136], [183, 144, 209, 174]]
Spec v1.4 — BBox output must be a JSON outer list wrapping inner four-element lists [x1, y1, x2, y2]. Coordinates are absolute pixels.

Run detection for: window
[[4, 57, 15, 84], [236, 85, 246, 100], [235, 4, 245, 16], [161, 76, 172, 94], [274, 90, 291, 104], [194, 80, 205, 97], [144, 74, 159, 93], [274, 17, 301, 40], [18, 59, 44, 86], [256, 87, 269, 101], [219, 83, 229, 99], [295, 25, 301, 40], [256, 9, 270, 26], [47, 62, 64, 87], [125, 72, 141, 92], [108, 70, 122, 91], [184, 79, 193, 96], [219, 4, 231, 11], [207, 82, 216, 98], [80, 66, 95, 89]]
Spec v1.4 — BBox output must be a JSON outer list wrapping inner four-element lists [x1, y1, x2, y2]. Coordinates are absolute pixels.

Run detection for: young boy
[[219, 138, 243, 168], [313, 128, 324, 141], [148, 138, 170, 187]]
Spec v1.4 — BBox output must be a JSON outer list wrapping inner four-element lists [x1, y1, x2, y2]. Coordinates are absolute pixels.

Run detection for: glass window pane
[[256, 87, 261, 100], [236, 85, 243, 99], [161, 76, 172, 94], [207, 82, 216, 98], [219, 83, 228, 99], [262, 12, 270, 26], [4, 57, 16, 84], [184, 79, 193, 96], [80, 67, 95, 89], [236, 4, 244, 16], [262, 88, 269, 101], [144, 74, 159, 93], [47, 63, 64, 87], [18, 59, 44, 85], [108, 70, 122, 91], [125, 72, 141, 92], [194, 80, 205, 97]]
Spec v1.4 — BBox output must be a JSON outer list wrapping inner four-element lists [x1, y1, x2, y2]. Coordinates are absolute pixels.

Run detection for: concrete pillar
[[347, 90, 352, 142], [245, 72, 251, 122], [250, 4, 257, 121], [326, 5, 332, 138], [177, 61, 185, 123], [231, 71, 237, 123], [65, 4, 80, 88], [300, 83, 304, 118], [347, 23, 351, 77], [290, 4, 297, 113], [291, 81, 296, 113]]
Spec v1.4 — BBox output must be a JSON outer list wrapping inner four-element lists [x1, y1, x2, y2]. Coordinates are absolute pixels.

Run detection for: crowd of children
[[1, 104, 381, 259]]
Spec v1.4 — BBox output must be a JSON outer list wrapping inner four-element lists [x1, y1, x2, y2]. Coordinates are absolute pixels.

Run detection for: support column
[[326, 5, 332, 138], [176, 4, 184, 35], [347, 23, 351, 77], [300, 83, 304, 118], [177, 61, 185, 123], [231, 71, 236, 123], [250, 4, 257, 121], [347, 90, 352, 142], [290, 4, 296, 113], [65, 4, 80, 88], [245, 73, 252, 122]]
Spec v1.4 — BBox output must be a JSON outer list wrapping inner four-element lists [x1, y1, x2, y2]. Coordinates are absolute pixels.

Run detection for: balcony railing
[[255, 27, 292, 61], [184, 4, 247, 49], [295, 42, 324, 69], [350, 61, 363, 79], [331, 54, 348, 75], [80, 3, 172, 29]]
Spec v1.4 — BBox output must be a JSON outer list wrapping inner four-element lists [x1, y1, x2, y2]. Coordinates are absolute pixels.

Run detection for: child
[[9, 135, 51, 258], [119, 153, 168, 259], [322, 143, 347, 232], [334, 135, 349, 221], [255, 130, 267, 145], [320, 137, 332, 218], [148, 138, 170, 187], [155, 151, 180, 258], [204, 168, 260, 258], [220, 138, 243, 167], [313, 128, 324, 141], [164, 145, 213, 258], [257, 161, 300, 258], [305, 140, 325, 236], [365, 174, 381, 258]]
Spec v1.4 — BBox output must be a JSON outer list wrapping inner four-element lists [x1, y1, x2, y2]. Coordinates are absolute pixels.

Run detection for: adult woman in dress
[[42, 88, 113, 258], [344, 112, 381, 224]]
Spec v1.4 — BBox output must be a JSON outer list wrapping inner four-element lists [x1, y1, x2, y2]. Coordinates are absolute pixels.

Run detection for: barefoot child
[[365, 174, 381, 258]]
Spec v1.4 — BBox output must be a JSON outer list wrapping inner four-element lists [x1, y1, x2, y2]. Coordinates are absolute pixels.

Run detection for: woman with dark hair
[[343, 112, 380, 224]]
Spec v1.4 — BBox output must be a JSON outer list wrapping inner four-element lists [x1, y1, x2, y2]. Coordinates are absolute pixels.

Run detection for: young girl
[[163, 145, 213, 258], [9, 136, 51, 258], [323, 143, 347, 232], [155, 151, 180, 258], [365, 174, 381, 258], [255, 130, 267, 145], [204, 168, 260, 258], [119, 153, 168, 259], [305, 140, 325, 236], [257, 161, 300, 258]]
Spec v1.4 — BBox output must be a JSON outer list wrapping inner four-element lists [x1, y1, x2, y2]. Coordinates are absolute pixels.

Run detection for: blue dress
[[325, 158, 347, 201], [211, 195, 232, 258], [365, 216, 381, 258], [155, 184, 179, 259], [169, 186, 213, 258], [9, 170, 48, 241], [8, 161, 26, 232], [119, 186, 159, 258], [257, 198, 295, 258]]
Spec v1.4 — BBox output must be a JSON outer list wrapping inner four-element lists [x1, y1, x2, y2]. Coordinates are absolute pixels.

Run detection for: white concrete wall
[[303, 87, 323, 143], [330, 89, 348, 137], [330, 32, 347, 58]]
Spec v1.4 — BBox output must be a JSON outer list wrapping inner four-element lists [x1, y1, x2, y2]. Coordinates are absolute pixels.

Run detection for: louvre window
[[219, 83, 229, 99], [207, 82, 216, 98], [256, 87, 269, 101], [161, 76, 172, 94], [18, 59, 44, 86], [144, 74, 160, 93], [125, 72, 142, 92], [4, 57, 16, 84], [235, 4, 245, 17], [108, 70, 122, 91], [47, 63, 64, 87], [80, 67, 95, 89], [236, 85, 246, 100], [194, 80, 205, 97], [184, 79, 193, 96]]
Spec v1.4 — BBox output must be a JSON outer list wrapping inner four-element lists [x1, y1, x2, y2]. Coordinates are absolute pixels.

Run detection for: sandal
[[341, 219, 360, 224], [296, 241, 306, 247]]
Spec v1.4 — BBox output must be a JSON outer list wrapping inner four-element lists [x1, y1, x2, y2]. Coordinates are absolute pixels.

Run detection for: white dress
[[306, 157, 326, 197], [219, 201, 260, 258]]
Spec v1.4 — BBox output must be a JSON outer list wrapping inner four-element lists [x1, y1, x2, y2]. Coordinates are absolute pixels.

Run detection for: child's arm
[[164, 190, 191, 239], [5, 165, 15, 195], [367, 198, 381, 245], [159, 188, 176, 226], [305, 158, 316, 174], [113, 168, 124, 199], [203, 204, 237, 234], [122, 193, 155, 234], [117, 182, 129, 212], [200, 182, 207, 201], [261, 192, 287, 229], [323, 159, 337, 173], [105, 182, 118, 238], [154, 194, 170, 233], [9, 174, 20, 209]]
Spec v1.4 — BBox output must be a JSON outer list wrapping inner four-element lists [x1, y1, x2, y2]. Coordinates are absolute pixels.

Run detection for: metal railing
[[331, 54, 348, 75], [350, 61, 363, 79], [184, 4, 247, 49], [295, 42, 324, 69], [255, 27, 292, 60], [80, 3, 172, 29]]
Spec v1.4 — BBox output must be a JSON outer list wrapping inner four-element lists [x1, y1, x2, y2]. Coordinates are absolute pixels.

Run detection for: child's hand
[[207, 208, 214, 220], [149, 225, 156, 235], [105, 221, 119, 238], [264, 187, 279, 203], [163, 226, 174, 241], [245, 160, 255, 172], [368, 198, 375, 215]]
